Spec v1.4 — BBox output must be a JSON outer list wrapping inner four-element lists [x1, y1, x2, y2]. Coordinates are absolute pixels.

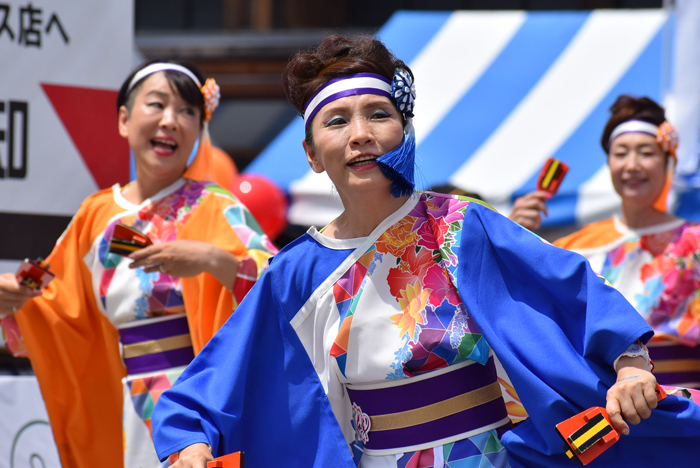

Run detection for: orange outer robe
[[13, 178, 276, 468]]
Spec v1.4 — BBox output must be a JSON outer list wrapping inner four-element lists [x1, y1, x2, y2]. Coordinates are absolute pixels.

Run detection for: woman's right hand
[[508, 191, 551, 231], [0, 272, 42, 318], [171, 443, 213, 468]]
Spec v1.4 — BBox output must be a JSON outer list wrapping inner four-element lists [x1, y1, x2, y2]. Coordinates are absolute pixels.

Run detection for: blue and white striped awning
[[248, 9, 681, 228]]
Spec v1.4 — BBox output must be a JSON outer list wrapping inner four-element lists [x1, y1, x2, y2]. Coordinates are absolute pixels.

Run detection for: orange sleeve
[[14, 192, 126, 468], [553, 218, 620, 250], [178, 189, 277, 353]]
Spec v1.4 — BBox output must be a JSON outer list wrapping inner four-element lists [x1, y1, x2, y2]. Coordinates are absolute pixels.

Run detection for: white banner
[[0, 376, 60, 468], [0, 0, 133, 272]]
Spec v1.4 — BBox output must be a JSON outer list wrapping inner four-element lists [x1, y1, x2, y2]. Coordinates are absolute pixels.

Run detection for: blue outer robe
[[152, 197, 700, 467]]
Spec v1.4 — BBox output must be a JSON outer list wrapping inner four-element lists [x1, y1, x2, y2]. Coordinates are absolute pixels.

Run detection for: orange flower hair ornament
[[653, 121, 678, 212], [201, 78, 221, 123], [656, 121, 679, 160]]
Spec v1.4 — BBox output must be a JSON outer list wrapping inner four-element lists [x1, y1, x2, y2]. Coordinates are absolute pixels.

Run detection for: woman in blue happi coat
[[152, 35, 700, 468]]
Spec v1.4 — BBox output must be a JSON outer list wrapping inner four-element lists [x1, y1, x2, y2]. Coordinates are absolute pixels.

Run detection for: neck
[[328, 189, 411, 239], [123, 170, 182, 204], [620, 201, 676, 229]]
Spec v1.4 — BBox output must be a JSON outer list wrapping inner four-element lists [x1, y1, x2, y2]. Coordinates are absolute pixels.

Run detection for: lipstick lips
[[151, 136, 178, 156], [348, 154, 378, 168]]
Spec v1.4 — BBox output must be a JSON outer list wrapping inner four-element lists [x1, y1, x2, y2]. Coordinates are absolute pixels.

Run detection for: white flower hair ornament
[[391, 69, 416, 119]]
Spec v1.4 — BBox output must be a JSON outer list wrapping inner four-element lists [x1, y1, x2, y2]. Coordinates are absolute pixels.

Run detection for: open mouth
[[151, 137, 178, 155], [348, 155, 378, 167]]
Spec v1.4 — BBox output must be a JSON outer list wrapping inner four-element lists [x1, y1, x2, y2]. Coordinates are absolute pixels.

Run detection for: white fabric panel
[[449, 10, 668, 202]]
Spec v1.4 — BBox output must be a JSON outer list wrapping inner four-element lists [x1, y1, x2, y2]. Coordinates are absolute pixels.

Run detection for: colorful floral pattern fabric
[[582, 220, 700, 345], [91, 179, 276, 325], [322, 193, 510, 467]]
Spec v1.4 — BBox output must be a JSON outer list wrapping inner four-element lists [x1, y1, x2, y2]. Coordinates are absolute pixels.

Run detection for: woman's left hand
[[128, 240, 240, 291], [606, 357, 658, 436]]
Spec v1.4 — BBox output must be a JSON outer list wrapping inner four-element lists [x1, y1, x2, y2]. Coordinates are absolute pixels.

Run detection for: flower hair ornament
[[302, 69, 418, 198], [201, 78, 221, 123], [391, 69, 416, 118], [656, 121, 679, 159]]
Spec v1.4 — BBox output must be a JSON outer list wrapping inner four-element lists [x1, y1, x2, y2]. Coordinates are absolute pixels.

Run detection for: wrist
[[178, 442, 212, 458], [613, 340, 652, 372], [615, 356, 651, 376], [206, 246, 239, 292]]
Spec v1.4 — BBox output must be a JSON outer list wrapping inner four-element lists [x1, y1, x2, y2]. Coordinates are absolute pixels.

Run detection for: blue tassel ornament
[[377, 123, 416, 198], [377, 69, 417, 198]]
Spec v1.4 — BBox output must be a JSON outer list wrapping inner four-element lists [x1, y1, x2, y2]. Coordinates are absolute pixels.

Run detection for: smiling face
[[608, 132, 667, 208], [303, 93, 404, 200], [118, 71, 201, 186]]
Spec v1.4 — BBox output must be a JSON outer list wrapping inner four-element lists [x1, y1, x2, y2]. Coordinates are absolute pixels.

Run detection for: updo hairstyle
[[117, 59, 206, 126], [601, 95, 666, 153], [282, 35, 413, 145]]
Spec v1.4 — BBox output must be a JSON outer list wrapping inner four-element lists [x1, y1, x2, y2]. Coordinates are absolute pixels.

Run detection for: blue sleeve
[[457, 204, 700, 467], [152, 236, 356, 468]]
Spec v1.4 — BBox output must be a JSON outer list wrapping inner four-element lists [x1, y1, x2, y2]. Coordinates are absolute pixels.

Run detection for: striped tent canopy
[[248, 9, 696, 228]]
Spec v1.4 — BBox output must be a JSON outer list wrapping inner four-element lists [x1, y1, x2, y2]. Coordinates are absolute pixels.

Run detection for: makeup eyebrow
[[145, 90, 169, 99]]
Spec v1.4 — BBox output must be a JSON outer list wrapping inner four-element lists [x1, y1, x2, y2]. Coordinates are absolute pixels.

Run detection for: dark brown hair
[[117, 59, 206, 125], [282, 35, 412, 145], [601, 95, 666, 153]]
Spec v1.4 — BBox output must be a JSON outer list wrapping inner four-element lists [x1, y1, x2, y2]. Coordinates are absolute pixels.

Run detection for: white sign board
[[0, 0, 133, 273]]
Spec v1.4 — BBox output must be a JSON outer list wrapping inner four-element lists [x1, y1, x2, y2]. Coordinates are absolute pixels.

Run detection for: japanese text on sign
[[0, 2, 69, 47]]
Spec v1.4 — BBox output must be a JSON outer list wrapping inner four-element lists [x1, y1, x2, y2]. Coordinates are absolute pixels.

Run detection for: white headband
[[609, 120, 659, 146], [303, 73, 392, 127], [127, 63, 202, 94]]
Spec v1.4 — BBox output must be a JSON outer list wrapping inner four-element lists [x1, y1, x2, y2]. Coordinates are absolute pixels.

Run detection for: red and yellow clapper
[[537, 157, 569, 196], [15, 257, 54, 290], [108, 222, 153, 256], [556, 385, 667, 465]]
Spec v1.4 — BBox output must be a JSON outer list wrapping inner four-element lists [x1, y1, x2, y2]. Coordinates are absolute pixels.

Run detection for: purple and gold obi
[[346, 355, 511, 455], [649, 342, 700, 389], [118, 314, 194, 375]]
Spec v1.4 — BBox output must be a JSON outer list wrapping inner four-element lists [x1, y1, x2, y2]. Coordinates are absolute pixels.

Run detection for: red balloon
[[230, 173, 288, 240]]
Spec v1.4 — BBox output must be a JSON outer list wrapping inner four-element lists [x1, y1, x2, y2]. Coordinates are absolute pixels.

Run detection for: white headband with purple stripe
[[608, 120, 659, 146], [127, 63, 202, 94], [303, 73, 392, 127]]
